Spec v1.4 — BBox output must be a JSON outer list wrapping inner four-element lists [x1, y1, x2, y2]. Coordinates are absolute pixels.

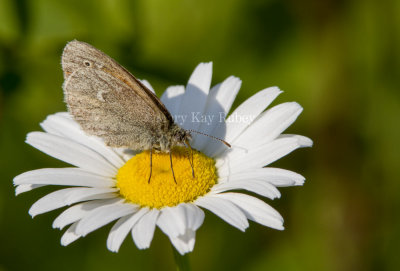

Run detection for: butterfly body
[[62, 40, 191, 152]]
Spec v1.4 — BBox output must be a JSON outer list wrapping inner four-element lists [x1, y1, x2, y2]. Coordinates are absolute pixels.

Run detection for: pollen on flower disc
[[116, 147, 217, 209]]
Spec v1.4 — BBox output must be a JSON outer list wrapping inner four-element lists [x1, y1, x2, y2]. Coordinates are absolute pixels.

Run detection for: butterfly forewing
[[62, 40, 173, 150]]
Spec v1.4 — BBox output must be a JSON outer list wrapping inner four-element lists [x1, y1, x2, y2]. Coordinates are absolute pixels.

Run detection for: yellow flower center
[[116, 147, 217, 209]]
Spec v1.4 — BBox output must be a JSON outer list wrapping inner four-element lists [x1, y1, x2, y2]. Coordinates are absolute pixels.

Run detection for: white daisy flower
[[14, 62, 312, 255]]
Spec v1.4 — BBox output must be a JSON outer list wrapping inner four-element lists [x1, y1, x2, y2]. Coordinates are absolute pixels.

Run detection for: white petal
[[112, 147, 137, 162], [180, 62, 213, 132], [184, 204, 205, 231], [187, 62, 213, 93], [107, 207, 149, 252], [53, 199, 120, 229], [219, 168, 305, 187], [40, 113, 125, 169], [15, 184, 45, 195], [218, 135, 313, 175], [233, 102, 303, 149], [280, 134, 314, 146], [157, 206, 186, 237], [195, 195, 248, 231], [131, 208, 160, 249], [61, 222, 81, 246], [14, 168, 115, 188], [211, 179, 281, 199], [26, 132, 117, 177], [169, 229, 196, 255], [210, 87, 282, 157], [29, 187, 118, 217], [196, 76, 242, 152], [157, 203, 204, 238], [139, 79, 155, 93], [76, 202, 138, 236], [161, 85, 185, 119], [215, 193, 284, 230]]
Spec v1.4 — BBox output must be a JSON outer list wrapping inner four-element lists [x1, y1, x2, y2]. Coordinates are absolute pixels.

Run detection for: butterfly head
[[169, 124, 192, 148]]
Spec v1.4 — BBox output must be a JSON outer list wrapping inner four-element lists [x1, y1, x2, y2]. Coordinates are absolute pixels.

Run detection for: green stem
[[172, 245, 191, 271]]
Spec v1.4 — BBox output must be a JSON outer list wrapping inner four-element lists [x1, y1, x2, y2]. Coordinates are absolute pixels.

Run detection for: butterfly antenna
[[188, 130, 231, 148], [185, 140, 195, 178]]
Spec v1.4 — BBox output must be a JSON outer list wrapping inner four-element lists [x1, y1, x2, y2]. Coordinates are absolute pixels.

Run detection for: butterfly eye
[[83, 60, 92, 67]]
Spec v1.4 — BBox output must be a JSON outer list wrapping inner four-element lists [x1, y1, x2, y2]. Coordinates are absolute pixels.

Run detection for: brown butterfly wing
[[62, 40, 173, 150]]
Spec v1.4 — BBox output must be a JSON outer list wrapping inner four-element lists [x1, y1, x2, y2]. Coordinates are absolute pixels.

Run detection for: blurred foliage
[[1, 0, 399, 270]]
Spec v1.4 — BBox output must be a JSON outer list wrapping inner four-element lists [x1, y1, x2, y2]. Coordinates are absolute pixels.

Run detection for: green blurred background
[[1, 0, 399, 270]]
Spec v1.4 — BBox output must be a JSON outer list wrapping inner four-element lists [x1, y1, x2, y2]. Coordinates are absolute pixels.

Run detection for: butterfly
[[61, 40, 229, 182]]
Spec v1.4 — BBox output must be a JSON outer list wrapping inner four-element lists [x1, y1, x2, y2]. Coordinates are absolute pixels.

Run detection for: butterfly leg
[[185, 140, 195, 178], [169, 151, 177, 184], [190, 146, 195, 178], [148, 149, 153, 183]]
